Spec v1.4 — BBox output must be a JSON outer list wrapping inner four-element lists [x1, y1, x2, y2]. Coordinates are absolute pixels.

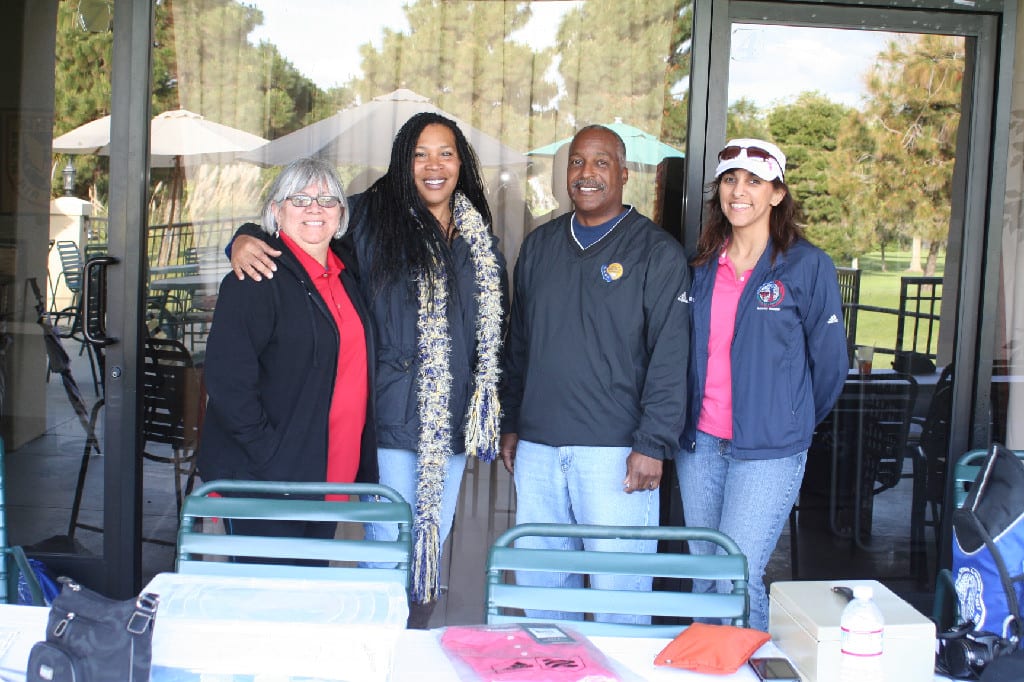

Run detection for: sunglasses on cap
[[718, 144, 780, 165]]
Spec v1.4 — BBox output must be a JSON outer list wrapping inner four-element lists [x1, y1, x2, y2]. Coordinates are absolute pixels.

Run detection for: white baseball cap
[[714, 138, 786, 182]]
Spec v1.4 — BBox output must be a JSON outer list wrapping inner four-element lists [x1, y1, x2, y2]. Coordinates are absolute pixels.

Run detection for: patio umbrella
[[528, 119, 685, 167], [52, 108, 268, 222], [242, 88, 527, 169]]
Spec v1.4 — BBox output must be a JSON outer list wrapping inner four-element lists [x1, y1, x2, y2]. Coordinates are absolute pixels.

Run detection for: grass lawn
[[846, 248, 944, 363]]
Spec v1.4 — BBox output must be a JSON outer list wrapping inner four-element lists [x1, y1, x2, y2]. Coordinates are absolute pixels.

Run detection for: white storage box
[[143, 572, 408, 682], [769, 579, 935, 682]]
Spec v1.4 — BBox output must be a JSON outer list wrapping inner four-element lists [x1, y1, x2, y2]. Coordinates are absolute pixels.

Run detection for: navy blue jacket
[[199, 231, 378, 485], [683, 239, 848, 459]]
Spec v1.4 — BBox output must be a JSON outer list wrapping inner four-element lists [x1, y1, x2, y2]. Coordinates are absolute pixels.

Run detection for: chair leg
[[82, 343, 100, 397], [171, 448, 199, 519], [68, 399, 104, 539], [910, 452, 927, 583]]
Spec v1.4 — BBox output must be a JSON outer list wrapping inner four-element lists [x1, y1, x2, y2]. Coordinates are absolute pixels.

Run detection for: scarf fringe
[[411, 520, 441, 603], [464, 383, 500, 462]]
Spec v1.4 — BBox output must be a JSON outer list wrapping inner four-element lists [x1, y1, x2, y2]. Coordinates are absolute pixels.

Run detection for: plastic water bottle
[[839, 584, 884, 682]]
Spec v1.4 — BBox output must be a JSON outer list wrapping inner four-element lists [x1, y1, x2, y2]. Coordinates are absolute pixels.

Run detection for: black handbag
[[26, 578, 159, 682]]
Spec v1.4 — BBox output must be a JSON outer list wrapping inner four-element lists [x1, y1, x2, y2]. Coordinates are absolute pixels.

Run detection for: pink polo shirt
[[697, 247, 752, 440]]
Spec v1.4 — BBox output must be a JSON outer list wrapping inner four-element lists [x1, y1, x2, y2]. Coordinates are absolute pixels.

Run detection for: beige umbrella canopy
[[242, 89, 527, 170], [53, 108, 267, 222]]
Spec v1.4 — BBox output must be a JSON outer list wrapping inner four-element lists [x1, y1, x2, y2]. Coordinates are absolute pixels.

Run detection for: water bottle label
[[840, 626, 883, 656]]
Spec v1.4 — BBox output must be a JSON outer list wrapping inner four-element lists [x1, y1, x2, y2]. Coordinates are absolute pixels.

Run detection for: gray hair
[[260, 157, 349, 239]]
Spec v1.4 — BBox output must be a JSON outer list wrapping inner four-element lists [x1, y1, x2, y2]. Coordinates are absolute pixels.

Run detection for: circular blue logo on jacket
[[757, 280, 785, 307]]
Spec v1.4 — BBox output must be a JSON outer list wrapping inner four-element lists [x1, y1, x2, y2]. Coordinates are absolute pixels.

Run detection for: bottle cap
[[852, 585, 873, 600]]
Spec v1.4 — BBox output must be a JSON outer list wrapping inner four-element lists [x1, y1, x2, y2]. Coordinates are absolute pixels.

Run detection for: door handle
[[82, 255, 118, 347]]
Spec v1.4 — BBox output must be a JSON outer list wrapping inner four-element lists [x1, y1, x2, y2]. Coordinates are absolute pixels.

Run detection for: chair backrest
[[55, 241, 84, 294], [830, 373, 919, 493], [896, 276, 943, 361], [142, 338, 202, 449], [177, 480, 413, 587], [485, 523, 748, 637], [917, 365, 955, 499], [835, 267, 861, 365], [952, 448, 1024, 509]]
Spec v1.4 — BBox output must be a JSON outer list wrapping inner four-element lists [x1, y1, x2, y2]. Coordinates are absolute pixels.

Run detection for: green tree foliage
[[554, 0, 681, 138], [828, 110, 885, 265], [353, 1, 559, 150], [661, 1, 693, 147], [726, 97, 770, 141], [53, 0, 114, 200], [768, 92, 854, 260], [859, 34, 963, 275], [53, 0, 348, 208]]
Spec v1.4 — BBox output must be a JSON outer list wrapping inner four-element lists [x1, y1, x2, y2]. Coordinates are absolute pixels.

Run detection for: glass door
[[686, 0, 1002, 598]]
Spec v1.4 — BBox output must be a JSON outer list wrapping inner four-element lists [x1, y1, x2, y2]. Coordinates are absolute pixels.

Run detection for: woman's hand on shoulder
[[232, 236, 281, 281]]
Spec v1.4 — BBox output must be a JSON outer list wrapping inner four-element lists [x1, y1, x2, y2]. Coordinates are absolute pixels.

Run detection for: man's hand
[[623, 451, 663, 494], [499, 433, 519, 475], [231, 235, 281, 281]]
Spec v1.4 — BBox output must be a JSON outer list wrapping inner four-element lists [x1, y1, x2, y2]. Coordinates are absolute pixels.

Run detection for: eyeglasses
[[718, 145, 779, 165], [286, 194, 341, 208]]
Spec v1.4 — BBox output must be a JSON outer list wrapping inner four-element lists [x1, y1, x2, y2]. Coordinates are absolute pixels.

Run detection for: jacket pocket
[[376, 345, 417, 428]]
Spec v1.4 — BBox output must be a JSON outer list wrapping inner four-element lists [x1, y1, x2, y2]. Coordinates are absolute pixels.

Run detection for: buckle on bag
[[126, 592, 159, 635]]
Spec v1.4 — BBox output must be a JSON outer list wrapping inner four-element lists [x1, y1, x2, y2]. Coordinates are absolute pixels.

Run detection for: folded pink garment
[[440, 624, 621, 682]]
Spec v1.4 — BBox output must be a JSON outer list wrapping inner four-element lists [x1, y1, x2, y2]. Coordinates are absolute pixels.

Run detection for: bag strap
[[963, 509, 1024, 643], [126, 592, 159, 636]]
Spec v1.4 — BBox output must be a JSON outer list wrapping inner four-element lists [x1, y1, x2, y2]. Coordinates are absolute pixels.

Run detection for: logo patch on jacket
[[756, 280, 785, 310], [601, 262, 624, 282]]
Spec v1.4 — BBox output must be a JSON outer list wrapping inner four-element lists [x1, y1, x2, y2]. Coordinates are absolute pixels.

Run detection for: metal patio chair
[[485, 523, 748, 637], [177, 480, 413, 587]]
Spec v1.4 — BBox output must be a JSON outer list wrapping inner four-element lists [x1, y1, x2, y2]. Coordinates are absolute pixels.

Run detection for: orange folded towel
[[654, 622, 770, 674]]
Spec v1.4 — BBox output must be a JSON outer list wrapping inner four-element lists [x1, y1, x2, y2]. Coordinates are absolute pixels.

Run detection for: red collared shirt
[[280, 234, 367, 496]]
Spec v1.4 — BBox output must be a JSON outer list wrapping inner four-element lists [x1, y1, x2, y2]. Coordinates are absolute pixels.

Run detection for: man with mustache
[[499, 125, 691, 624]]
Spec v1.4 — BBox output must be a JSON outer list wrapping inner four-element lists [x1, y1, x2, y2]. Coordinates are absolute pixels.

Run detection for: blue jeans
[[362, 448, 468, 568], [513, 439, 659, 624], [674, 431, 806, 631]]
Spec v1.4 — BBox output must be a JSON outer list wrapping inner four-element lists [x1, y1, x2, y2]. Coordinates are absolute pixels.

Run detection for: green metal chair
[[177, 480, 412, 588], [0, 438, 45, 605], [485, 523, 749, 637]]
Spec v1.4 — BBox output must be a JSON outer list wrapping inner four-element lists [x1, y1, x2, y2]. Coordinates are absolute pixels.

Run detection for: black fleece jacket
[[198, 228, 378, 485]]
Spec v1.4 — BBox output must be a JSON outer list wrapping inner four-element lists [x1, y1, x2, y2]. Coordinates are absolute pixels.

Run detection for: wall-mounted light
[[62, 161, 77, 197]]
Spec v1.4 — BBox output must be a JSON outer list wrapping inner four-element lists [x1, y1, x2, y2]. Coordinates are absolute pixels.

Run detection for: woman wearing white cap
[[676, 138, 848, 631]]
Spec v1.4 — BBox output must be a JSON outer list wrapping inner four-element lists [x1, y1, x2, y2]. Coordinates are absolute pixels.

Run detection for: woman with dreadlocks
[[229, 112, 507, 628]]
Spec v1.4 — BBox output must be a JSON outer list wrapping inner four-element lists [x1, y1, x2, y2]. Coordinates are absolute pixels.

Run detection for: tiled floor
[[6, 348, 940, 624]]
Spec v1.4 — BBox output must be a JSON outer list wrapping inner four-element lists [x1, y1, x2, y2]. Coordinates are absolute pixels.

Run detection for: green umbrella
[[528, 119, 685, 167]]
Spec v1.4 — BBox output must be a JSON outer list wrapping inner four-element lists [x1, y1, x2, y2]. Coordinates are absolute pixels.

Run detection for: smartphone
[[748, 656, 801, 681]]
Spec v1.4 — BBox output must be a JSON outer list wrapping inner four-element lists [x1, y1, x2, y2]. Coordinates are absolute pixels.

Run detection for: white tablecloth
[[0, 604, 954, 681]]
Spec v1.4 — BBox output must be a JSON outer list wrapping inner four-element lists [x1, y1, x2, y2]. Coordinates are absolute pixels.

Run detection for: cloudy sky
[[245, 1, 895, 110]]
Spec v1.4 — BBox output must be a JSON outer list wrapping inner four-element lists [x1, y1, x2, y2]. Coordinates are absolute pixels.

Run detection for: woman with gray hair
[[198, 157, 377, 542]]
